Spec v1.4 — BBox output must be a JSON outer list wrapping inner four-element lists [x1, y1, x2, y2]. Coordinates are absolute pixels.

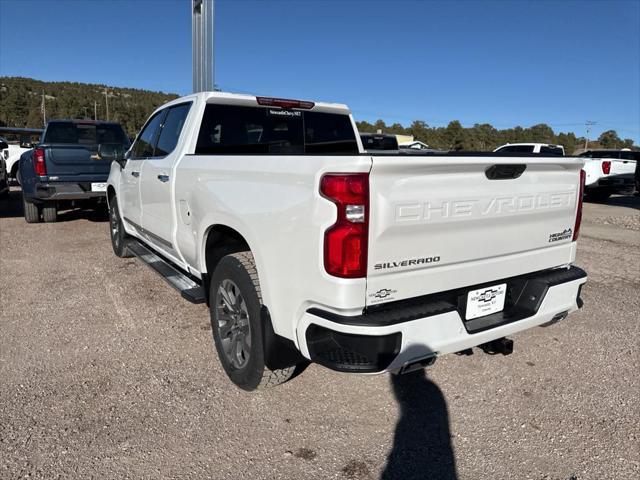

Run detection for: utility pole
[[585, 120, 596, 149], [94, 100, 97, 120], [83, 107, 88, 119], [192, 0, 215, 93], [41, 91, 46, 126], [104, 90, 109, 121]]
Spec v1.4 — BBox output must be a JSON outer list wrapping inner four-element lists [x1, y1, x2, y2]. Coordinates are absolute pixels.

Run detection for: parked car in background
[[0, 138, 9, 196], [360, 133, 399, 152], [6, 143, 33, 183], [579, 149, 638, 201], [0, 128, 44, 184], [634, 152, 640, 193], [494, 143, 565, 156], [107, 92, 587, 391], [20, 120, 130, 223]]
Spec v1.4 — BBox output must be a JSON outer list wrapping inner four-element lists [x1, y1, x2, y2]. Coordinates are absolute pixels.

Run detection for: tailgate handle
[[485, 164, 526, 180]]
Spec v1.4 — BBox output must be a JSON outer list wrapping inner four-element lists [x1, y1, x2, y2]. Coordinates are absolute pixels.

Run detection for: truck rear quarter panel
[[173, 154, 371, 343]]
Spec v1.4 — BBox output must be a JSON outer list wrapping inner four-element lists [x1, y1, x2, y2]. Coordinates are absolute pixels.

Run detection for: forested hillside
[[0, 77, 178, 136], [0, 77, 636, 152], [356, 119, 636, 154]]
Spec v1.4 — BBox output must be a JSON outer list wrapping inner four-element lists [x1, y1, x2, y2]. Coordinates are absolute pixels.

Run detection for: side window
[[540, 146, 564, 156], [305, 112, 358, 154], [499, 145, 534, 153], [131, 111, 165, 159], [155, 103, 192, 156]]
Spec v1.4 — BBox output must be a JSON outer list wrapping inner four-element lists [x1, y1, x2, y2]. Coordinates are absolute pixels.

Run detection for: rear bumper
[[590, 175, 635, 191], [32, 182, 106, 201], [299, 266, 587, 373]]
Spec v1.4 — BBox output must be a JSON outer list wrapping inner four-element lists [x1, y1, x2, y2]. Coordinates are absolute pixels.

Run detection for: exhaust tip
[[540, 310, 569, 328], [399, 354, 437, 375]]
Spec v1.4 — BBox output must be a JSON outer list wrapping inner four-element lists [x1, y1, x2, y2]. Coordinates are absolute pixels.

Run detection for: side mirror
[[98, 143, 127, 169], [0, 140, 8, 150]]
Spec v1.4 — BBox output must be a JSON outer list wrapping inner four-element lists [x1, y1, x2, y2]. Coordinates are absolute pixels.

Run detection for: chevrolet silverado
[[106, 92, 587, 391]]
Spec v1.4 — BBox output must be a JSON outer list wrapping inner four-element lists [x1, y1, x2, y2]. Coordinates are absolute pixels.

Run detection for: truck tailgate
[[366, 155, 583, 306], [610, 159, 636, 176], [44, 144, 112, 180]]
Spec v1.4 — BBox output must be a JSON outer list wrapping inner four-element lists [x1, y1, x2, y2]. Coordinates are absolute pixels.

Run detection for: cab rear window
[[45, 123, 128, 146], [539, 146, 564, 156], [496, 145, 535, 153], [196, 105, 358, 155]]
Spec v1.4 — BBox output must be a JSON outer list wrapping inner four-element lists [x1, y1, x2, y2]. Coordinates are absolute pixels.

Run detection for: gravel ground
[[1, 189, 638, 480]]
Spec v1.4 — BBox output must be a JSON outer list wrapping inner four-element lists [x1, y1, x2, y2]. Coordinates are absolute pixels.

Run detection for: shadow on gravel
[[0, 188, 24, 218], [607, 195, 640, 210], [381, 369, 457, 480], [56, 207, 109, 223], [0, 188, 108, 222], [587, 194, 640, 211]]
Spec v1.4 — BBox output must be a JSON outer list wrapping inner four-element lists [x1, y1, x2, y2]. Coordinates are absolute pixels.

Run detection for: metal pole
[[192, 0, 215, 92], [104, 90, 109, 121], [41, 91, 46, 127], [585, 120, 595, 150]]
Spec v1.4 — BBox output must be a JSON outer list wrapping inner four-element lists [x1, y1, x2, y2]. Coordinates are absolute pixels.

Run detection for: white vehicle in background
[[0, 127, 44, 183], [494, 143, 565, 156], [5, 143, 32, 183], [0, 138, 9, 196], [107, 92, 587, 391], [579, 149, 639, 201]]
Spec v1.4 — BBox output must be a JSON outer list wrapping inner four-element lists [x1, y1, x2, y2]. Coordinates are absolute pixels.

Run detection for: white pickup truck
[[107, 92, 587, 391], [494, 143, 565, 156], [579, 149, 638, 201]]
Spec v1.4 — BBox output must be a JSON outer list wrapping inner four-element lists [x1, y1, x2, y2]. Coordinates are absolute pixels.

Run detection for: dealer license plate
[[91, 182, 107, 192], [465, 283, 507, 320]]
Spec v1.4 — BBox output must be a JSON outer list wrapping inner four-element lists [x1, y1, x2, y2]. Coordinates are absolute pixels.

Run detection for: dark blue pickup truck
[[20, 120, 129, 223]]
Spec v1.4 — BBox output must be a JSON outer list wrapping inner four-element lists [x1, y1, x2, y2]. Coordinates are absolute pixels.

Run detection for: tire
[[23, 195, 40, 223], [11, 165, 20, 186], [209, 251, 296, 391], [585, 189, 611, 202], [42, 203, 57, 223], [109, 196, 133, 258]]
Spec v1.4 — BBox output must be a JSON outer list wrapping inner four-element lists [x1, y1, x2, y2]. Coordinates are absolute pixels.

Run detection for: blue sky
[[1, 0, 639, 142]]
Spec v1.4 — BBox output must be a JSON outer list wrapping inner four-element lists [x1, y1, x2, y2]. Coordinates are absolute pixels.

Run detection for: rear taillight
[[320, 173, 369, 278], [34, 148, 46, 176], [573, 169, 586, 241], [601, 160, 611, 175]]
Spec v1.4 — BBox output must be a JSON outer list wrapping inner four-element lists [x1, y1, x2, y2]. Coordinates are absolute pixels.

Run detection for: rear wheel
[[11, 165, 20, 186], [109, 196, 133, 258], [42, 203, 57, 223], [209, 251, 296, 391], [22, 194, 40, 223]]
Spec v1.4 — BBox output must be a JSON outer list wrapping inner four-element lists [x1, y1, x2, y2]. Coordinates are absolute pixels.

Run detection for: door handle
[[157, 174, 169, 183], [131, 171, 140, 178]]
